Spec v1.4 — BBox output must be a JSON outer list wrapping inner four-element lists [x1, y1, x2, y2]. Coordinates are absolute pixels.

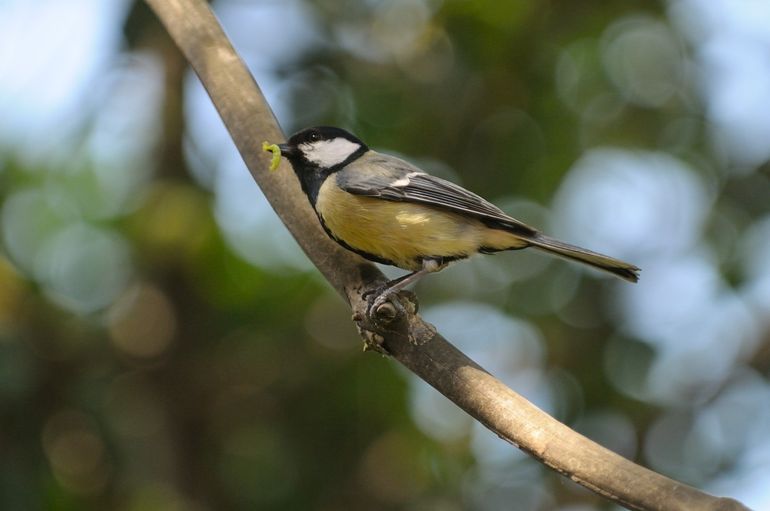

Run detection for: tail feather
[[526, 234, 640, 283]]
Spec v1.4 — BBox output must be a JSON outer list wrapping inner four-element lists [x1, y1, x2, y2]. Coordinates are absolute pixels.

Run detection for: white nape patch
[[301, 138, 361, 167], [390, 172, 424, 187]]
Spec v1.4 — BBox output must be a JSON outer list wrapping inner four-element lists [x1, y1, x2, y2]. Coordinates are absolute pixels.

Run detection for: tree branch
[[144, 1, 750, 510]]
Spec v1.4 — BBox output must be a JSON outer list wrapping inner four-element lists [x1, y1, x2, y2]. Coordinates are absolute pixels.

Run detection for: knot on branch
[[351, 289, 436, 355]]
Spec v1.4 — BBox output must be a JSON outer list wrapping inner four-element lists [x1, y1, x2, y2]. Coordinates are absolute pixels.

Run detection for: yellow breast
[[315, 178, 526, 270]]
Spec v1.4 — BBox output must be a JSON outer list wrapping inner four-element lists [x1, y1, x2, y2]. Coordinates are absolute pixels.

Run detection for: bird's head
[[276, 126, 369, 204], [278, 126, 368, 171]]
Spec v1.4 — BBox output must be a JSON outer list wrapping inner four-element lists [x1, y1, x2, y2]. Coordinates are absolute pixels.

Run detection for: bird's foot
[[353, 287, 432, 352], [363, 286, 419, 320], [355, 278, 432, 352]]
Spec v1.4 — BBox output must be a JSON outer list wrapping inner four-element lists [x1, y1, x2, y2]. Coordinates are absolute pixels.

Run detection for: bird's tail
[[526, 234, 640, 283]]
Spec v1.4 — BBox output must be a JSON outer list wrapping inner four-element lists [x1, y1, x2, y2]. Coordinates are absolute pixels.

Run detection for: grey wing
[[338, 152, 538, 236]]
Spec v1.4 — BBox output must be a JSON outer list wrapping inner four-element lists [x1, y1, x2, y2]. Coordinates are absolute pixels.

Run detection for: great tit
[[276, 126, 639, 310]]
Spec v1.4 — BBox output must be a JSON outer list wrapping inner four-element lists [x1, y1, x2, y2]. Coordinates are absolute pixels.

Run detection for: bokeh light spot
[[601, 16, 686, 108], [35, 222, 132, 314], [552, 148, 710, 258], [108, 283, 177, 360], [42, 410, 110, 495]]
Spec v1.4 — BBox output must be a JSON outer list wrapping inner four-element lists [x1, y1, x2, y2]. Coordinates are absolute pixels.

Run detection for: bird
[[273, 126, 640, 311]]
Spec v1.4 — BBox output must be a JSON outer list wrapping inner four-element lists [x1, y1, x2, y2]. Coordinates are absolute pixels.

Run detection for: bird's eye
[[308, 131, 320, 142]]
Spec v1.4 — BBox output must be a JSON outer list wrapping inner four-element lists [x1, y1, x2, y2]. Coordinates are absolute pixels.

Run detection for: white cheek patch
[[303, 138, 361, 167]]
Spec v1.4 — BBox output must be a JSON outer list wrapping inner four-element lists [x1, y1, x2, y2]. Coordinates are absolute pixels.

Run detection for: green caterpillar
[[262, 141, 281, 171]]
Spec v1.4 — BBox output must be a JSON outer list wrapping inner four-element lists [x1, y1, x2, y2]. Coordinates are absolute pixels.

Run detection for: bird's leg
[[362, 272, 417, 300], [367, 269, 426, 311], [365, 258, 443, 315]]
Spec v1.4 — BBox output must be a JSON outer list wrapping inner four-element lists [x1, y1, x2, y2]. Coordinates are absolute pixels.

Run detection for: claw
[[366, 287, 403, 321], [370, 291, 392, 314]]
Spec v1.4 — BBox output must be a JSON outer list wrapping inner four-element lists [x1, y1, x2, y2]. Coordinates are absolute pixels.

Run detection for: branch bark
[[144, 1, 750, 510]]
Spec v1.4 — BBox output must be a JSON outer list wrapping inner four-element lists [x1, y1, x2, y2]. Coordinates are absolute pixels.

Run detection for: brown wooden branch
[[143, 1, 750, 510]]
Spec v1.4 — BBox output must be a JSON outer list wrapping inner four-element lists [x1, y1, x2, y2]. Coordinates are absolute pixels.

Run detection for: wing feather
[[337, 152, 538, 236]]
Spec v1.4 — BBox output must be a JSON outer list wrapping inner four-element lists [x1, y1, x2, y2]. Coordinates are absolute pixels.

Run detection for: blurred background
[[1, 0, 769, 509]]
